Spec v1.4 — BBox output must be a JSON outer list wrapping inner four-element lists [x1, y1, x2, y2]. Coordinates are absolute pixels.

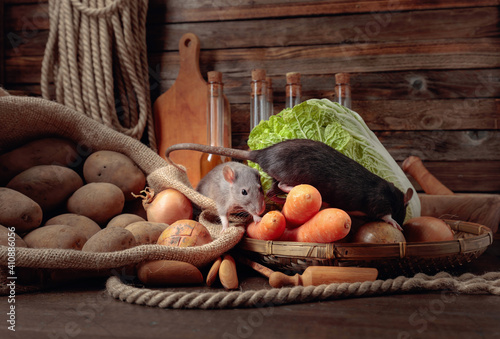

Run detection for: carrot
[[281, 184, 322, 228], [279, 208, 351, 243], [246, 210, 286, 240]]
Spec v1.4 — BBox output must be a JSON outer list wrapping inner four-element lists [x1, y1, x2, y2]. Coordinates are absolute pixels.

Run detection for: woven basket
[[237, 220, 493, 278]]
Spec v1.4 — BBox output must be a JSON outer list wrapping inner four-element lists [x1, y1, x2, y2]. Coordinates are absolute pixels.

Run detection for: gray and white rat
[[167, 139, 413, 230], [196, 161, 266, 231]]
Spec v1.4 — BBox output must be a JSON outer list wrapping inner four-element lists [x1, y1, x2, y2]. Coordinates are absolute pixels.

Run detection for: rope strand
[[106, 271, 500, 309], [41, 0, 157, 150]]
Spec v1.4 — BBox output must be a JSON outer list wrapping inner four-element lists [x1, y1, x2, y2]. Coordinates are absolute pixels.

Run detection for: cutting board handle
[[178, 33, 204, 82]]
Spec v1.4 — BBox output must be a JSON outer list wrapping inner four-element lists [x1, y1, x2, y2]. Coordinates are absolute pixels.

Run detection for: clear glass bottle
[[285, 72, 302, 108], [334, 73, 352, 109], [266, 76, 274, 117], [201, 71, 227, 177], [250, 69, 268, 130]]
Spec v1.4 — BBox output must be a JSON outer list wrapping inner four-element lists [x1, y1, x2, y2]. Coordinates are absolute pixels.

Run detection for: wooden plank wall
[[2, 0, 500, 193]]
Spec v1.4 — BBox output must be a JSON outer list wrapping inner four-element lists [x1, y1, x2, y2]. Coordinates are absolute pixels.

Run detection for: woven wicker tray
[[237, 220, 493, 278]]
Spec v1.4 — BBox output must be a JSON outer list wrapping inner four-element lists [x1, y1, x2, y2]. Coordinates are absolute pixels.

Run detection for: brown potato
[[45, 213, 101, 240], [137, 260, 204, 286], [23, 224, 87, 250], [67, 183, 125, 226], [0, 138, 79, 185], [125, 221, 169, 245], [7, 165, 83, 212], [0, 187, 43, 233], [106, 213, 146, 228], [83, 150, 146, 201], [82, 227, 137, 252], [352, 221, 406, 244], [0, 224, 28, 247]]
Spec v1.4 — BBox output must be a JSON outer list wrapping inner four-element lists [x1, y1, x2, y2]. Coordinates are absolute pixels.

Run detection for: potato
[[0, 187, 43, 233], [106, 213, 146, 228], [137, 260, 204, 286], [157, 220, 212, 247], [7, 165, 83, 212], [125, 221, 169, 245], [403, 216, 454, 243], [67, 183, 125, 226], [352, 221, 406, 244], [45, 213, 101, 240], [82, 227, 137, 252], [83, 150, 146, 201], [0, 224, 28, 247], [23, 224, 87, 250], [0, 137, 79, 185]]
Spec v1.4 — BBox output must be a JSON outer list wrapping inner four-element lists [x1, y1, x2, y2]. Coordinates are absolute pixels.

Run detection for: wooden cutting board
[[154, 33, 230, 188]]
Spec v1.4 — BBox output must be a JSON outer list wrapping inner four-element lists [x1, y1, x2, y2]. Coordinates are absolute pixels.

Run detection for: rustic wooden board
[[228, 99, 500, 131], [6, 0, 499, 30], [145, 7, 500, 53], [9, 39, 499, 84], [9, 69, 500, 104], [7, 6, 500, 58]]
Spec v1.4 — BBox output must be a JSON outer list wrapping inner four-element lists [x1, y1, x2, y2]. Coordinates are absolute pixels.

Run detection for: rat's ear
[[404, 188, 414, 206], [222, 165, 236, 184]]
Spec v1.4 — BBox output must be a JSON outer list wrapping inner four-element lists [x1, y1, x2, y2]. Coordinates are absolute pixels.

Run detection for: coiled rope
[[41, 0, 157, 150], [106, 271, 500, 309]]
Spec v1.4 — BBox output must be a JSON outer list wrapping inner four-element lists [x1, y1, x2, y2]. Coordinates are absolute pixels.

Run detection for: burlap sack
[[0, 94, 245, 295]]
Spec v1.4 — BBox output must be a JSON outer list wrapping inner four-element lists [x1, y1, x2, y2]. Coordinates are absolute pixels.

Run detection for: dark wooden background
[[2, 0, 499, 193]]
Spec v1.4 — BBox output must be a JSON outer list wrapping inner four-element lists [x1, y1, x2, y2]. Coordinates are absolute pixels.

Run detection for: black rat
[[196, 161, 266, 231], [166, 139, 413, 230]]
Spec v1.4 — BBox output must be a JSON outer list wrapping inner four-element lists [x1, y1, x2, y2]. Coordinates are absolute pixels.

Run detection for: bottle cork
[[208, 71, 222, 83], [286, 72, 301, 84], [286, 72, 302, 108], [335, 72, 350, 85], [251, 69, 266, 96], [266, 76, 273, 101]]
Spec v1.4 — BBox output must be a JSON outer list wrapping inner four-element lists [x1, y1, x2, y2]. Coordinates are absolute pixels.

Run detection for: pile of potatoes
[[0, 137, 172, 252]]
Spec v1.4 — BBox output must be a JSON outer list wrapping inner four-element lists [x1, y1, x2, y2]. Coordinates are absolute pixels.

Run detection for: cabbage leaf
[[247, 99, 421, 222]]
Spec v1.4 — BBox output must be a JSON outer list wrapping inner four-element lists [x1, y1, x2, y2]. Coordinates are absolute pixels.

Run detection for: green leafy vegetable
[[247, 99, 421, 222]]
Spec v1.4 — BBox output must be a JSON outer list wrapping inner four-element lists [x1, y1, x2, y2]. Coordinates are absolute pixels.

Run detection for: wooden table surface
[[2, 239, 499, 339]]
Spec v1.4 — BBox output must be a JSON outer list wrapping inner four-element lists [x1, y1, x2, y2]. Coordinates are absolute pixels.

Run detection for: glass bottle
[[200, 71, 227, 177], [285, 72, 302, 108], [266, 76, 274, 117], [250, 69, 268, 130], [334, 73, 352, 109]]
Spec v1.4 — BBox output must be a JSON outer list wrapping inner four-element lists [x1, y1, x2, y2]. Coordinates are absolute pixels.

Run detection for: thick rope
[[41, 0, 157, 151], [106, 271, 500, 309]]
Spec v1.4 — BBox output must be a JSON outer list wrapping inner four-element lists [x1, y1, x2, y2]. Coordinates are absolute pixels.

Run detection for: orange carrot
[[279, 208, 351, 243], [246, 210, 286, 241], [281, 184, 322, 228]]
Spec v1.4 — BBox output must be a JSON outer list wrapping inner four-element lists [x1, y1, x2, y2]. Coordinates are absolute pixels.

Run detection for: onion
[[403, 216, 454, 243], [134, 187, 193, 224]]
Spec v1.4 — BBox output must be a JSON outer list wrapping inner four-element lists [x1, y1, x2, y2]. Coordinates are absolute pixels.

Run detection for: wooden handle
[[269, 266, 378, 288], [402, 156, 454, 195], [178, 33, 202, 79]]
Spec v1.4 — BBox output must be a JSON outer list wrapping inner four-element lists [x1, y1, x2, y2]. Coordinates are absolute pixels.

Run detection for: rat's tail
[[164, 143, 252, 167]]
